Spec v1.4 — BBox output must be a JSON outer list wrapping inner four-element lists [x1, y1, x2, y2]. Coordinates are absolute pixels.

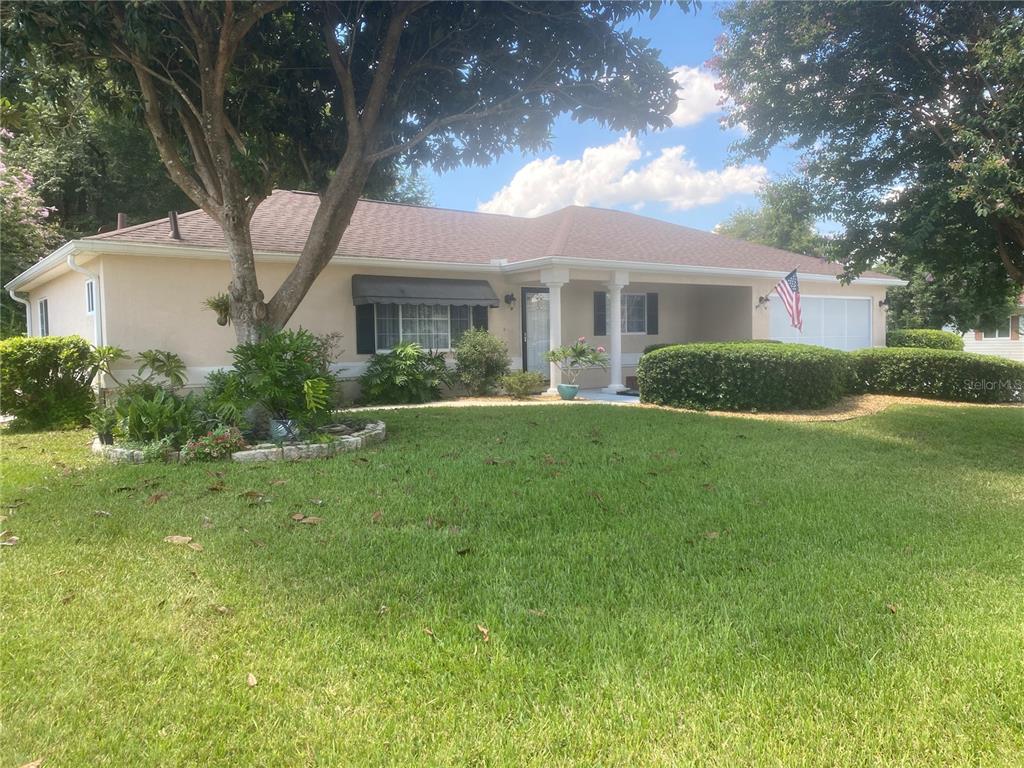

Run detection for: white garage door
[[770, 296, 872, 351]]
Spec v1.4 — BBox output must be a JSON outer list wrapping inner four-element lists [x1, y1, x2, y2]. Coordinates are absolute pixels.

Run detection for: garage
[[770, 295, 872, 351]]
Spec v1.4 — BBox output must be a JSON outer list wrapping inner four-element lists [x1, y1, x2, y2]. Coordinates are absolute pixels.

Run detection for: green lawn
[[2, 404, 1023, 766]]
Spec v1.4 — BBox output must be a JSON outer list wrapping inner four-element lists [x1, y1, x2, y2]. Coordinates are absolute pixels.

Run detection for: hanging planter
[[203, 293, 231, 326]]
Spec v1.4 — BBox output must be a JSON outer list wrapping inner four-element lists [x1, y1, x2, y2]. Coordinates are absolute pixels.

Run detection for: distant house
[[963, 294, 1024, 362], [5, 190, 904, 394]]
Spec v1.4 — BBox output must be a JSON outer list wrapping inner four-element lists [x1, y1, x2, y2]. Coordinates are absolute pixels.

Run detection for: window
[[38, 298, 50, 337], [982, 323, 1011, 339], [606, 293, 648, 334], [85, 280, 95, 315], [374, 304, 472, 351]]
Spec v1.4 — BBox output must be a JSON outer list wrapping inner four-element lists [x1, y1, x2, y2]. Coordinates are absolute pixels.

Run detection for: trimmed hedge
[[850, 347, 1023, 403], [0, 335, 97, 430], [637, 342, 853, 411], [642, 339, 779, 355], [886, 329, 964, 351]]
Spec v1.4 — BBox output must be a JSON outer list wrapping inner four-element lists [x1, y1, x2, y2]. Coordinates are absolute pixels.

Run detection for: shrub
[[642, 339, 779, 355], [887, 329, 964, 351], [0, 335, 97, 430], [113, 387, 206, 447], [226, 329, 338, 425], [360, 342, 450, 404], [454, 329, 511, 395], [850, 347, 1023, 403], [180, 426, 248, 462], [637, 342, 853, 411], [501, 371, 547, 399], [545, 337, 608, 385]]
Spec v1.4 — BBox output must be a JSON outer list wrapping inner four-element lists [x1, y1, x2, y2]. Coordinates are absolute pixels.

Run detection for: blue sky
[[423, 3, 799, 232]]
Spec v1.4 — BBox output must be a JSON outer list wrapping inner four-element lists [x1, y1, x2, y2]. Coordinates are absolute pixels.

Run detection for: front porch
[[511, 267, 756, 393]]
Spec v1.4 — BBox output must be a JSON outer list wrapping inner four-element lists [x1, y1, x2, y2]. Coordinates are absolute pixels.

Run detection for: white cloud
[[478, 136, 767, 218], [669, 65, 723, 127]]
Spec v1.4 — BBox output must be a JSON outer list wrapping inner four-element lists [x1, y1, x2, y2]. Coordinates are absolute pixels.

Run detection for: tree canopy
[[715, 1, 1024, 329], [715, 179, 825, 257], [9, 1, 683, 341]]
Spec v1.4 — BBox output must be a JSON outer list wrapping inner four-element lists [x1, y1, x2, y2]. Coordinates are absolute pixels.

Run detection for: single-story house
[[962, 294, 1024, 361], [5, 189, 904, 394]]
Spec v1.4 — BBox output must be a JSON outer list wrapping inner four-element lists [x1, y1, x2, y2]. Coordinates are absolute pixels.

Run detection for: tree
[[0, 131, 60, 337], [10, 1, 682, 342], [715, 2, 1024, 329], [715, 179, 825, 257]]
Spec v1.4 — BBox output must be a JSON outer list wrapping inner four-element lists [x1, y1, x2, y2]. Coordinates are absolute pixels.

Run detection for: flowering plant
[[180, 426, 247, 462], [544, 337, 609, 385]]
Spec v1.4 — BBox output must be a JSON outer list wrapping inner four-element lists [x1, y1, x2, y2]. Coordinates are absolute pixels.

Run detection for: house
[[5, 190, 904, 394], [962, 294, 1024, 361]]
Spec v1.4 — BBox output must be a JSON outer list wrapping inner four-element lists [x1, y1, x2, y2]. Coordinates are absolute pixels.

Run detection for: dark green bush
[[850, 347, 1023, 403], [501, 371, 547, 399], [642, 339, 778, 355], [454, 329, 510, 395], [886, 329, 964, 351], [360, 342, 450, 404], [637, 342, 853, 411], [113, 387, 207, 447], [0, 335, 97, 430]]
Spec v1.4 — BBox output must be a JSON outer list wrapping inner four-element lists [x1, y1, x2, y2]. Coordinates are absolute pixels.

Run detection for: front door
[[521, 287, 550, 374]]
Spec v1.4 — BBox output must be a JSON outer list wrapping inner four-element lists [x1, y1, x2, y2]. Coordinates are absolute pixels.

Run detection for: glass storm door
[[522, 287, 550, 374]]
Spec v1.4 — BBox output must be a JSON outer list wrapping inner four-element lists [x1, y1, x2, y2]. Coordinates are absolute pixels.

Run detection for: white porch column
[[541, 268, 570, 394], [602, 270, 629, 393]]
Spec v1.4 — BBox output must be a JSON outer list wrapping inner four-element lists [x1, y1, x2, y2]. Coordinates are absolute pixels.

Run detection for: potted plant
[[226, 330, 336, 440], [88, 406, 118, 445], [545, 337, 608, 400]]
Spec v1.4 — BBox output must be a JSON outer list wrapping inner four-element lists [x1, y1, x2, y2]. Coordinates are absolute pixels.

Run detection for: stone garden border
[[91, 420, 386, 464]]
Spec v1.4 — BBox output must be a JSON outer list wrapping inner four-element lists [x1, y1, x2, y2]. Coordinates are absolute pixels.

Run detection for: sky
[[422, 3, 800, 232]]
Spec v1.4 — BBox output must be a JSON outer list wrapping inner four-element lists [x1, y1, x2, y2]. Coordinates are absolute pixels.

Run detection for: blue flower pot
[[556, 384, 580, 401]]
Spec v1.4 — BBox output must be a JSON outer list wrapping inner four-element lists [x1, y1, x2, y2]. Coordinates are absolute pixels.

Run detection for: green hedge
[[642, 339, 779, 355], [850, 347, 1023, 403], [886, 329, 964, 351], [0, 335, 97, 430], [636, 342, 853, 411]]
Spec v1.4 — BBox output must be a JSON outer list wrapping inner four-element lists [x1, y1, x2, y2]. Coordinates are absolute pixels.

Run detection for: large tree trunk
[[222, 205, 266, 344]]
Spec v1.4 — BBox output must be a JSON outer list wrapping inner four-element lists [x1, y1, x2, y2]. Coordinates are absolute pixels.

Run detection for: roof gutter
[[7, 289, 31, 336], [66, 250, 104, 346]]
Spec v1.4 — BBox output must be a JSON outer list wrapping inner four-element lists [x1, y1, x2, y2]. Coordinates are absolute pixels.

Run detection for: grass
[[2, 403, 1023, 766]]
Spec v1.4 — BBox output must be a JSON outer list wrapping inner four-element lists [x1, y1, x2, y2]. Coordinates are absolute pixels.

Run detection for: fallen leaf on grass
[[146, 492, 169, 505], [309, 498, 324, 507], [3, 500, 26, 509], [0, 532, 21, 547], [704, 530, 720, 540], [187, 542, 204, 552], [93, 510, 111, 517], [19, 759, 43, 768], [527, 608, 546, 617], [207, 483, 226, 493], [702, 483, 717, 492], [371, 510, 383, 524], [246, 672, 257, 688], [216, 605, 231, 615], [269, 479, 288, 486], [423, 627, 436, 639], [290, 513, 306, 521], [477, 624, 490, 643], [163, 535, 193, 546], [202, 516, 213, 528], [299, 516, 323, 525], [239, 490, 267, 502], [377, 604, 389, 618], [456, 546, 471, 556], [887, 603, 899, 614], [207, 470, 225, 479], [60, 592, 75, 604], [114, 486, 135, 493]]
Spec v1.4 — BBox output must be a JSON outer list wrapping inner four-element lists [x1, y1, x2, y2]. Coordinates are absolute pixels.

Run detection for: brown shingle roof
[[87, 189, 896, 279]]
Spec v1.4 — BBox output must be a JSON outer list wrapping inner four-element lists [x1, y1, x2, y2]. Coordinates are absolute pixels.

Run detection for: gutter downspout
[[66, 251, 103, 346], [8, 289, 31, 336]]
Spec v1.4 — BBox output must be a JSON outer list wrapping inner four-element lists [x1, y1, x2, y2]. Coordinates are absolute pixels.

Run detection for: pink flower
[[596, 346, 605, 353], [578, 336, 586, 343]]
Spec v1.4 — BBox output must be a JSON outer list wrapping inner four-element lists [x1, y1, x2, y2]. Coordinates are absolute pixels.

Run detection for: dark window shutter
[[646, 292, 659, 335], [471, 305, 489, 330], [356, 304, 376, 354], [594, 291, 607, 336]]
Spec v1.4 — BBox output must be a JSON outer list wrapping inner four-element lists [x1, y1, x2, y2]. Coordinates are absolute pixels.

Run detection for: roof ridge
[[85, 207, 208, 241], [545, 206, 577, 257]]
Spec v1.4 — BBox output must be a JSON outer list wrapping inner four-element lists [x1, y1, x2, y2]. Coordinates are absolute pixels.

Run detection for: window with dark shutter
[[355, 303, 376, 354], [471, 304, 489, 331]]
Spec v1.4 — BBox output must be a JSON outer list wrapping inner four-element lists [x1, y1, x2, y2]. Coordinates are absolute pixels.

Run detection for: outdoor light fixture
[[755, 295, 771, 309], [879, 297, 890, 309], [504, 293, 517, 310]]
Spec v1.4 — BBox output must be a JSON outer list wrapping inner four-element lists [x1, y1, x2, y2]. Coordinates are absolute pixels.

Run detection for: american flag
[[774, 269, 802, 330]]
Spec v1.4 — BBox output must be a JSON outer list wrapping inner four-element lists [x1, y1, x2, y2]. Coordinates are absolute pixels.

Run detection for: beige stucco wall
[[26, 252, 892, 393], [28, 268, 95, 342]]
